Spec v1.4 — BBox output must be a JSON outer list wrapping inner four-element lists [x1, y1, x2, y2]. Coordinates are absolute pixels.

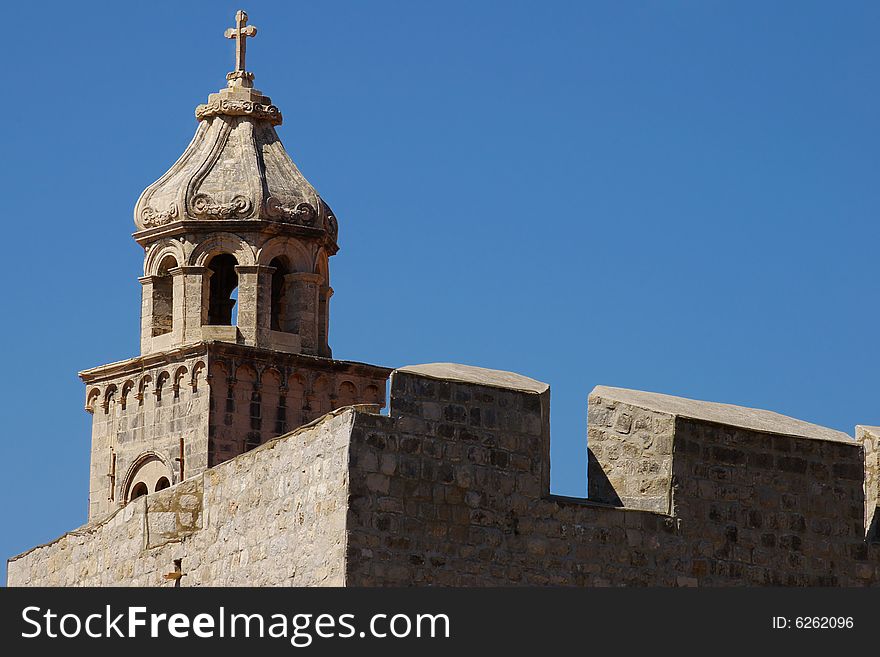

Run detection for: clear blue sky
[[3, 1, 880, 573]]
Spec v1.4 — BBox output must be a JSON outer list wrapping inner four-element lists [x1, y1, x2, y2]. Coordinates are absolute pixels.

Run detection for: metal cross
[[224, 10, 258, 72]]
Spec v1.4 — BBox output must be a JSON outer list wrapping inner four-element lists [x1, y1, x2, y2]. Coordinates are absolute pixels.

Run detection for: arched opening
[[130, 482, 148, 500], [152, 255, 178, 336], [125, 453, 172, 504], [270, 256, 291, 332], [86, 388, 101, 413], [338, 381, 358, 407], [207, 253, 239, 325]]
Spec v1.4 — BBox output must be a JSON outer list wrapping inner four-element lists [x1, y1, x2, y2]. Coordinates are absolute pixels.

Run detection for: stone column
[[235, 265, 275, 347], [318, 285, 333, 358], [169, 266, 187, 346], [285, 272, 322, 355], [257, 264, 276, 347], [138, 275, 154, 354], [176, 266, 211, 344]]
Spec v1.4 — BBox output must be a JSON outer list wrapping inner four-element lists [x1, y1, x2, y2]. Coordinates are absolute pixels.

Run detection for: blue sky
[[3, 1, 880, 572]]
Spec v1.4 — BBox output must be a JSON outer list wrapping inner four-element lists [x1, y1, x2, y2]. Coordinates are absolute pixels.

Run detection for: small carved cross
[[163, 559, 185, 588], [224, 10, 257, 72]]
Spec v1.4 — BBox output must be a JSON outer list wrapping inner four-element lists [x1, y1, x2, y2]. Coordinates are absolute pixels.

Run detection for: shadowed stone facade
[[8, 11, 879, 587]]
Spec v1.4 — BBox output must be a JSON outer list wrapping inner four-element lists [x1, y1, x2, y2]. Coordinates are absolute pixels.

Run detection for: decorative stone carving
[[135, 100, 336, 243], [195, 99, 282, 125], [191, 193, 252, 220], [266, 197, 317, 225], [141, 203, 178, 228]]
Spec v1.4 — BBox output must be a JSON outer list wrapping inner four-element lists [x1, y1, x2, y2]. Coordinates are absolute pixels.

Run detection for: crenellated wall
[[344, 366, 688, 585], [10, 362, 880, 587], [344, 366, 880, 586]]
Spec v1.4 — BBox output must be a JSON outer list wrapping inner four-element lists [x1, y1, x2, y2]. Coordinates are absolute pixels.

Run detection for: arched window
[[125, 453, 172, 504], [207, 253, 239, 325], [130, 482, 148, 500], [270, 256, 291, 332], [152, 255, 178, 336]]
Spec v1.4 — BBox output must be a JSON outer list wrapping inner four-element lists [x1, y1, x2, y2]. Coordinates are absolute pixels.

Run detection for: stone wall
[[82, 346, 210, 520], [10, 362, 880, 587], [81, 342, 389, 521], [857, 426, 880, 541], [671, 416, 871, 585], [206, 344, 389, 467], [7, 409, 355, 586], [344, 366, 687, 585], [586, 393, 674, 513], [343, 367, 880, 586]]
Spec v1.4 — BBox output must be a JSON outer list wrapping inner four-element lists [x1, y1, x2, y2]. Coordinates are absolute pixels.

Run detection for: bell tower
[[80, 10, 391, 521], [135, 9, 336, 358]]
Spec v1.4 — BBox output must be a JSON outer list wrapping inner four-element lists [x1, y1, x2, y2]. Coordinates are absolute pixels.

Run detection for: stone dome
[[133, 77, 338, 249]]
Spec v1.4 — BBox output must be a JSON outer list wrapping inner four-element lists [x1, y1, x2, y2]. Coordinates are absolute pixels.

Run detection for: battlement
[[9, 363, 880, 586], [587, 386, 855, 514]]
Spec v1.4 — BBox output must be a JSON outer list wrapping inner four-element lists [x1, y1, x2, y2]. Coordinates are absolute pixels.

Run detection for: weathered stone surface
[[593, 386, 850, 443], [858, 425, 880, 541], [12, 366, 880, 587], [398, 363, 549, 394], [8, 410, 355, 587], [80, 342, 389, 521]]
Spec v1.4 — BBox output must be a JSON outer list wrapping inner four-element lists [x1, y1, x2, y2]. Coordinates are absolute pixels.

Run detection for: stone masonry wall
[[343, 367, 880, 586], [83, 350, 210, 521], [344, 367, 689, 585], [206, 346, 388, 467], [10, 363, 880, 587], [857, 426, 880, 541], [8, 410, 355, 586], [671, 418, 875, 585], [586, 396, 674, 513], [82, 343, 389, 522]]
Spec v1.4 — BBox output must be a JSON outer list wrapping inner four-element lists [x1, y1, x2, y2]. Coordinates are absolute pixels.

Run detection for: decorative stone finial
[[224, 10, 257, 89], [191, 9, 281, 125]]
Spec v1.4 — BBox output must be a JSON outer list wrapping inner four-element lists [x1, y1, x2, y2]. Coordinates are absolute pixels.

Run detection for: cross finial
[[224, 10, 257, 74]]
